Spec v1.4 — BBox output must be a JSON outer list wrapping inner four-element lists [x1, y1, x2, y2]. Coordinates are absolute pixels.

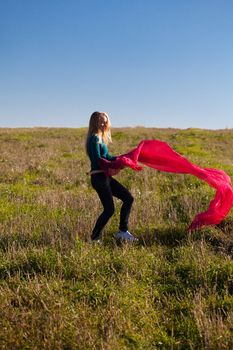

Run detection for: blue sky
[[0, 0, 232, 128]]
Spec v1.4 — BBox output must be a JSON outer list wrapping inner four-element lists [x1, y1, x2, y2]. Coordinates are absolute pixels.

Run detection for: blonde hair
[[86, 111, 112, 152]]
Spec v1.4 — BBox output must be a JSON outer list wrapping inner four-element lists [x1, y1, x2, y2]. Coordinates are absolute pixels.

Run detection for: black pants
[[91, 173, 134, 240]]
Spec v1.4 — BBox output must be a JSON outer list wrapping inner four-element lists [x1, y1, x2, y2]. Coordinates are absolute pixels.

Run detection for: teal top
[[86, 134, 116, 171]]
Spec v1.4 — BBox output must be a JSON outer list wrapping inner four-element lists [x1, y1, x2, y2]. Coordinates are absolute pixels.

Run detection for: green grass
[[0, 127, 233, 349]]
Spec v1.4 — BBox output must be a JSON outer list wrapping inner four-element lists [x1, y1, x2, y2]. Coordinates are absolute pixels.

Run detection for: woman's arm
[[89, 136, 102, 170], [105, 152, 116, 161]]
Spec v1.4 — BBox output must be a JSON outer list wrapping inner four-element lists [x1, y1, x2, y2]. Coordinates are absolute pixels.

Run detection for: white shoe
[[90, 238, 102, 244], [115, 230, 138, 242]]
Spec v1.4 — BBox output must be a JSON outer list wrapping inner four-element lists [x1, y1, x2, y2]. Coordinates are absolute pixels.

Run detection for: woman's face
[[99, 114, 108, 131]]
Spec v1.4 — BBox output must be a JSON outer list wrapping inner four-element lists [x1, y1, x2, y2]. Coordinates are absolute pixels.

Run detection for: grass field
[[0, 127, 233, 349]]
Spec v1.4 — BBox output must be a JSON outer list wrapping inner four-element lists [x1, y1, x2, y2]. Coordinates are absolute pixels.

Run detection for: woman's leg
[[110, 177, 134, 232], [91, 174, 115, 240]]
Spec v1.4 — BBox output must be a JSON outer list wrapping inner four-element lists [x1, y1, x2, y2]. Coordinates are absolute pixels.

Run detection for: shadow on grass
[[135, 217, 233, 255], [209, 218, 233, 256], [138, 226, 189, 247]]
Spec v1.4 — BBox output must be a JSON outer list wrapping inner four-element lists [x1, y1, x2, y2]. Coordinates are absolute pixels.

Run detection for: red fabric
[[99, 140, 233, 230]]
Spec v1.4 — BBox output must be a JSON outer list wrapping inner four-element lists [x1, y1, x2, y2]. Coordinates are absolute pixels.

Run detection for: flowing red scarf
[[99, 140, 233, 230]]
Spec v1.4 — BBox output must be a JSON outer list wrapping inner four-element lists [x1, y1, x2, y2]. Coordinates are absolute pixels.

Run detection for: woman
[[86, 111, 137, 242]]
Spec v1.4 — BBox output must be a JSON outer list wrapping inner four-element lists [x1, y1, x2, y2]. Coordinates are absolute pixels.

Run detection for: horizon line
[[0, 125, 232, 131]]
